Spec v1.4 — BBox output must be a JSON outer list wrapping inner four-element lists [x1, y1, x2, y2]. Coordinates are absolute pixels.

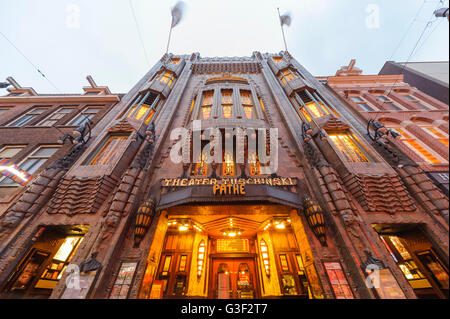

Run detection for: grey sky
[[0, 0, 449, 94]]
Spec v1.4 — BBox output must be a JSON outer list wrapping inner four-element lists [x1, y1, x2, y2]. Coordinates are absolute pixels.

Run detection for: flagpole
[[166, 21, 173, 55], [277, 8, 288, 52]]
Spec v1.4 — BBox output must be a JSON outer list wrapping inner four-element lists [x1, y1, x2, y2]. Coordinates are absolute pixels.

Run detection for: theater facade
[[0, 52, 448, 299]]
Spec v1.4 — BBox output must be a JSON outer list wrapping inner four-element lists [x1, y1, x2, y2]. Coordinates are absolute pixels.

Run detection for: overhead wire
[[129, 0, 151, 68], [0, 30, 62, 93]]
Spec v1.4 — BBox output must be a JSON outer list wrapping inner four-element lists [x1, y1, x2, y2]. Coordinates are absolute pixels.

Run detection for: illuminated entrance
[[148, 204, 318, 299], [0, 225, 88, 299]]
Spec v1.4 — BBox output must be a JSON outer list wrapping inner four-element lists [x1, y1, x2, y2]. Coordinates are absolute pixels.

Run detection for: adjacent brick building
[[0, 53, 448, 300]]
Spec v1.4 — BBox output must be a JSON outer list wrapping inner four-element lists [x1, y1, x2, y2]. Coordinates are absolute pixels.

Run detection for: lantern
[[197, 240, 206, 277], [134, 199, 155, 247], [260, 240, 270, 276], [301, 197, 327, 246]]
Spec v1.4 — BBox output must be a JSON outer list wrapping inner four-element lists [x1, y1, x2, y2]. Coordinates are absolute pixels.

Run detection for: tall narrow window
[[38, 107, 75, 126], [158, 72, 175, 87], [193, 150, 208, 176], [248, 152, 261, 175], [389, 126, 446, 164], [240, 91, 255, 120], [222, 151, 235, 176], [127, 93, 160, 124], [109, 262, 138, 299], [0, 146, 60, 185], [68, 107, 102, 126], [200, 91, 213, 120], [279, 69, 300, 85], [328, 132, 372, 163], [292, 91, 330, 121], [221, 90, 233, 119], [86, 134, 129, 166], [7, 107, 48, 127]]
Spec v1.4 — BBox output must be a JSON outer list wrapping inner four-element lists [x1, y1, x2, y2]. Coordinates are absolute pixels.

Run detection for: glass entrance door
[[211, 258, 257, 299]]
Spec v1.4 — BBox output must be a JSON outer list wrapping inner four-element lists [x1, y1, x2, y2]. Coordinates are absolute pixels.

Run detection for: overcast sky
[[0, 0, 449, 94]]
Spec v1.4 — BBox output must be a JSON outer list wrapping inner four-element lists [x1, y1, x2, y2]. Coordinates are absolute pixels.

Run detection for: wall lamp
[[367, 119, 401, 142], [58, 121, 92, 145]]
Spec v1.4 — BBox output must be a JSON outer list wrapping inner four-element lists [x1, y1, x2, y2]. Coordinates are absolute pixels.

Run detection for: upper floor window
[[222, 150, 235, 176], [38, 107, 75, 126], [200, 91, 213, 120], [7, 107, 48, 127], [328, 131, 372, 163], [350, 96, 375, 112], [193, 149, 208, 176], [85, 134, 129, 166], [419, 126, 449, 147], [272, 56, 286, 64], [0, 107, 11, 116], [240, 91, 255, 120], [387, 125, 446, 164], [402, 95, 432, 110], [376, 96, 402, 111], [0, 145, 24, 159], [126, 92, 161, 124], [156, 72, 175, 87], [292, 91, 333, 121], [279, 69, 299, 85], [0, 145, 60, 186], [68, 107, 101, 126], [248, 151, 261, 175], [221, 90, 233, 119], [170, 58, 181, 64]]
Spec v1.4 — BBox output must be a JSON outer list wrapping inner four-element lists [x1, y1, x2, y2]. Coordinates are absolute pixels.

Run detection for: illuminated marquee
[[161, 177, 297, 187]]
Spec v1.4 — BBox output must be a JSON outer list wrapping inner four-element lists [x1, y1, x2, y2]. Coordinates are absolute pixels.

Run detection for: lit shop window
[[197, 240, 206, 277], [35, 237, 83, 290], [241, 91, 255, 120], [222, 151, 235, 176], [68, 107, 102, 126], [260, 240, 270, 276], [402, 95, 431, 110], [420, 126, 449, 147], [389, 127, 446, 164], [109, 262, 138, 299], [86, 134, 129, 166], [248, 152, 261, 175], [328, 132, 372, 163], [157, 72, 175, 87], [376, 96, 402, 111], [278, 69, 299, 85], [0, 146, 60, 186], [200, 91, 213, 120], [7, 107, 49, 127], [350, 96, 375, 112], [193, 150, 208, 176], [221, 90, 233, 119], [38, 107, 75, 126]]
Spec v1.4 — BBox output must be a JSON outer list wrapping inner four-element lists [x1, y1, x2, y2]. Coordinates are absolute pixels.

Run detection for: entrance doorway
[[211, 258, 258, 299]]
